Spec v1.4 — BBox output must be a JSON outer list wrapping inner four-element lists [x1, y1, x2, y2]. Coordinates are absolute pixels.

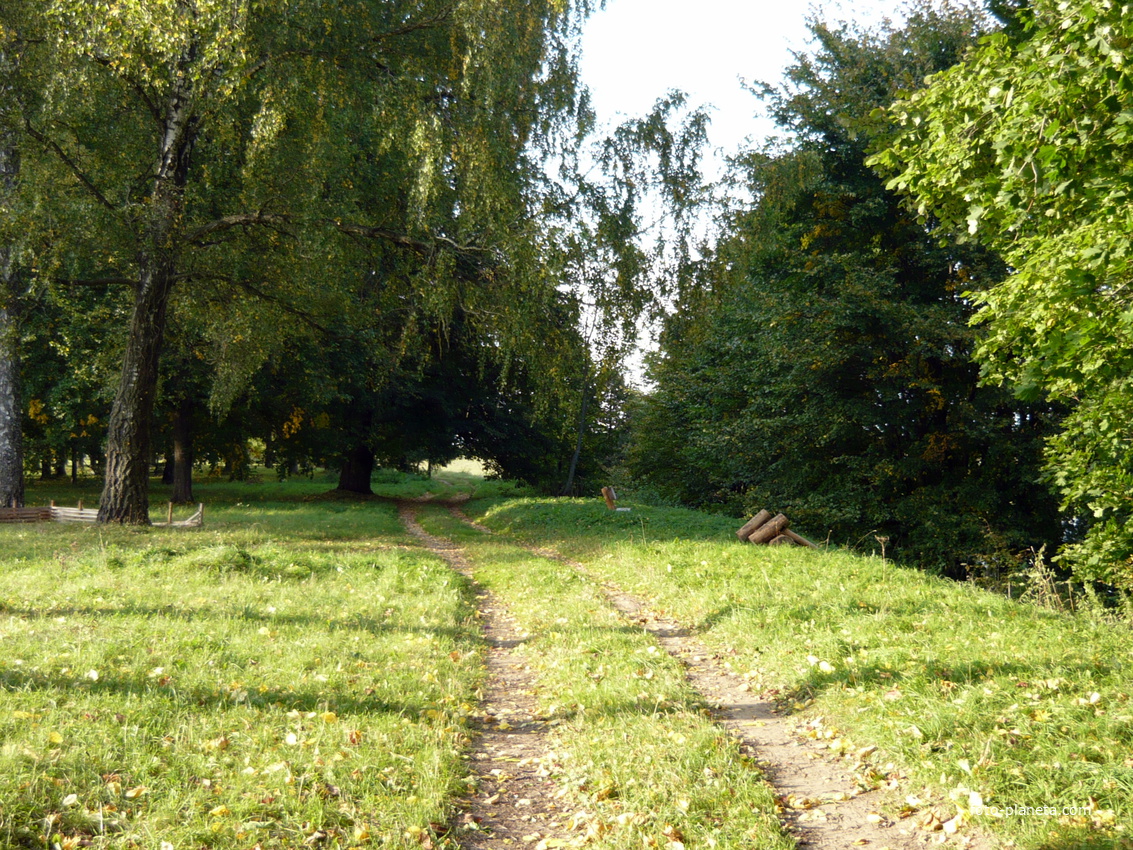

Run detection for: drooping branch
[[187, 211, 294, 246], [333, 221, 498, 281], [179, 271, 330, 334], [52, 275, 135, 288], [333, 222, 438, 255], [92, 56, 162, 124], [23, 120, 117, 211], [371, 10, 454, 42]]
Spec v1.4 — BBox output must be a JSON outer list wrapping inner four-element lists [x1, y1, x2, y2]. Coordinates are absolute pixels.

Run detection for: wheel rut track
[[399, 503, 572, 850], [446, 507, 987, 850]]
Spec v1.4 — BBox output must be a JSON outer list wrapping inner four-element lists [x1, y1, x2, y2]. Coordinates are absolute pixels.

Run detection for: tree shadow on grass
[[0, 600, 475, 641], [0, 663, 443, 719]]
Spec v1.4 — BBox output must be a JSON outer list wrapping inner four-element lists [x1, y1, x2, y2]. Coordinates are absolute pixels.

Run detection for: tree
[[871, 0, 1133, 588], [3, 0, 601, 522], [544, 94, 710, 495], [0, 23, 24, 507], [0, 137, 21, 508], [628, 2, 1061, 573]]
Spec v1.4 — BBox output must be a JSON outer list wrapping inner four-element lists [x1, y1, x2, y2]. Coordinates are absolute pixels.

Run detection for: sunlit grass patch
[[0, 534, 481, 849], [469, 497, 1133, 850]]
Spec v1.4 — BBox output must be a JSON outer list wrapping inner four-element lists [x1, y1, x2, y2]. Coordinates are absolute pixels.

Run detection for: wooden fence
[[0, 502, 203, 527]]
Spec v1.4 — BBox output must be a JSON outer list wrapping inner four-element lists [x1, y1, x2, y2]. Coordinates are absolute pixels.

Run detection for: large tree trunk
[[98, 260, 177, 522], [98, 69, 197, 524], [170, 400, 194, 504], [0, 261, 22, 509], [0, 127, 23, 508], [336, 443, 375, 494]]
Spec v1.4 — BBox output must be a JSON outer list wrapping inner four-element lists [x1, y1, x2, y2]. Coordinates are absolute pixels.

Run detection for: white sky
[[580, 0, 904, 171]]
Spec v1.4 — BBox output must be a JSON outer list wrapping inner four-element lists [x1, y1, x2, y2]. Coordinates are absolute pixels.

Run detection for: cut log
[[768, 534, 794, 546], [783, 528, 820, 549], [737, 509, 773, 541], [749, 513, 790, 545]]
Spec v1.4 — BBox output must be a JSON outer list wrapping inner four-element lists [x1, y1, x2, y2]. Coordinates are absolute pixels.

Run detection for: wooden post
[[167, 502, 173, 524], [749, 513, 790, 544], [198, 503, 204, 525], [601, 486, 617, 510], [77, 499, 83, 512], [737, 509, 773, 541]]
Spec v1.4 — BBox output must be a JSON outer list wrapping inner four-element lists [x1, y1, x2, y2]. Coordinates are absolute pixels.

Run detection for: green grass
[[416, 506, 794, 850], [0, 482, 481, 850], [7, 473, 1133, 849], [465, 496, 1133, 850]]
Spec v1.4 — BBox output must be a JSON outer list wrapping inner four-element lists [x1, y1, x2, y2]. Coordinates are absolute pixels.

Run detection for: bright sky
[[580, 0, 903, 171]]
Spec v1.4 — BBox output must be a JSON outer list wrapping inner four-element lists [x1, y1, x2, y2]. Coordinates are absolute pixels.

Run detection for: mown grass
[[466, 497, 1133, 850], [0, 478, 483, 850], [415, 506, 794, 850]]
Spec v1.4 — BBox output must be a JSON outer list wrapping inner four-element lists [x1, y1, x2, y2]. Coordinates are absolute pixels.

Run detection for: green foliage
[[628, 3, 1060, 573], [1, 0, 605, 519], [871, 0, 1133, 589]]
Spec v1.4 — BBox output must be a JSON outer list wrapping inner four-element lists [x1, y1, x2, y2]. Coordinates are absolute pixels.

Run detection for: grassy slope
[[466, 497, 1133, 850], [4, 473, 1131, 849]]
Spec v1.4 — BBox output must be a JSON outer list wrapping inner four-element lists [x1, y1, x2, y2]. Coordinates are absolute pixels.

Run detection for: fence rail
[[0, 503, 203, 527]]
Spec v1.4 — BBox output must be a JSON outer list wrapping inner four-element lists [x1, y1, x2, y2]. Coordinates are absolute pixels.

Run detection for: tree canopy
[[0, 0, 606, 519], [871, 0, 1133, 589], [627, 1, 1062, 573]]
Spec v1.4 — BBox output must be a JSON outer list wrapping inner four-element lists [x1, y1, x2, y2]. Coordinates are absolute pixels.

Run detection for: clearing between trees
[[0, 474, 1127, 850]]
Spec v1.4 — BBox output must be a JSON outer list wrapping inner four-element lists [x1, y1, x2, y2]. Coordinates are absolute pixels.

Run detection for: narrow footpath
[[399, 504, 574, 850]]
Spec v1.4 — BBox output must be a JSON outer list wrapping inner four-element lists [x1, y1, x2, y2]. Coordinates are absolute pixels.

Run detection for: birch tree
[[6, 0, 594, 522]]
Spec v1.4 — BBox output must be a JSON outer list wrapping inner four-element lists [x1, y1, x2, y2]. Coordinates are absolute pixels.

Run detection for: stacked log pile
[[737, 510, 818, 548]]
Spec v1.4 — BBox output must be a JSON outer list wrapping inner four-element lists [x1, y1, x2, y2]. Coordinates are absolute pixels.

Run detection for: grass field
[[1, 471, 1130, 849], [464, 496, 1133, 850]]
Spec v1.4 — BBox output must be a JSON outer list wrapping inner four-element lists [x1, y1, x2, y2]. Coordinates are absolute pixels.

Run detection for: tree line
[[4, 0, 1131, 597], [624, 0, 1133, 596], [0, 0, 703, 519]]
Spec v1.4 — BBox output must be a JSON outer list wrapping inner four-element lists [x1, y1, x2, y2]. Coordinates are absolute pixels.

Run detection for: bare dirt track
[[404, 504, 987, 850], [400, 504, 574, 849]]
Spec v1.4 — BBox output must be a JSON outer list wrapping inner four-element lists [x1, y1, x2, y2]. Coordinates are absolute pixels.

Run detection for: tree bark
[[98, 245, 179, 522], [0, 261, 22, 508], [0, 126, 23, 508], [98, 64, 197, 524], [336, 443, 375, 494], [170, 400, 194, 504], [749, 513, 790, 545]]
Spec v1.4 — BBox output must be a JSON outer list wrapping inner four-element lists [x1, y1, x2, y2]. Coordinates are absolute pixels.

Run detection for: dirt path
[[448, 508, 984, 850], [398, 504, 573, 850]]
